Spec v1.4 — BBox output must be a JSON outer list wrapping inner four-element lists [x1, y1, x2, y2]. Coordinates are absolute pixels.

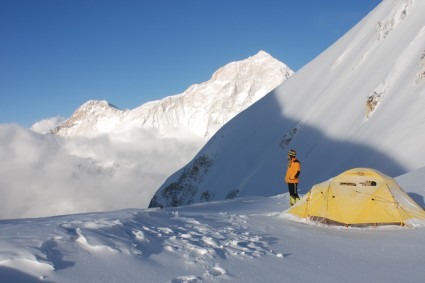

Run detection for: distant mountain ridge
[[52, 51, 293, 140]]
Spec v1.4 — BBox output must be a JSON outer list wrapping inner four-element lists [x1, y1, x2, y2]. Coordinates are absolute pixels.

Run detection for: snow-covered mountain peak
[[211, 50, 290, 83], [70, 100, 123, 120], [128, 50, 293, 139], [52, 51, 293, 140], [51, 100, 124, 136], [78, 100, 120, 111]]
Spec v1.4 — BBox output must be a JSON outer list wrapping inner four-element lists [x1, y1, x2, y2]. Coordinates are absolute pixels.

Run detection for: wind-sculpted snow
[[0, 196, 287, 282], [1, 191, 425, 282]]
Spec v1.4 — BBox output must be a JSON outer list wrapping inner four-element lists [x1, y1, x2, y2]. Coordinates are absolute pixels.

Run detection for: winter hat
[[288, 149, 297, 157]]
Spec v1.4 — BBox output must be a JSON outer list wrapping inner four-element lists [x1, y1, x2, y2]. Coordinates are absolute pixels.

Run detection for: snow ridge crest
[[52, 51, 293, 140]]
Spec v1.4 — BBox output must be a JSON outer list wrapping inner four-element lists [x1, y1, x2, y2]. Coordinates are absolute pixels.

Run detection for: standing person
[[285, 149, 301, 206]]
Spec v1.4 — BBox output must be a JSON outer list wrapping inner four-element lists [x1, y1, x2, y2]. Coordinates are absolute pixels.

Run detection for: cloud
[[0, 124, 203, 219], [30, 116, 66, 134]]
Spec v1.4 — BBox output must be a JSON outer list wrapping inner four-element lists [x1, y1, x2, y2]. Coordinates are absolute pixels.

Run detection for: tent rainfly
[[287, 168, 425, 227]]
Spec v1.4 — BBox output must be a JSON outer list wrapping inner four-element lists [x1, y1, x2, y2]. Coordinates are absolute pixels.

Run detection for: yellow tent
[[287, 168, 425, 226]]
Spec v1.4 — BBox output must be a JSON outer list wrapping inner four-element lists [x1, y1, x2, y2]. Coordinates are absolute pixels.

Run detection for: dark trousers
[[288, 183, 300, 199]]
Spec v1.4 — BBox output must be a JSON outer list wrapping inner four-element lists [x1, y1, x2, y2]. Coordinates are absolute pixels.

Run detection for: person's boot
[[290, 196, 296, 206]]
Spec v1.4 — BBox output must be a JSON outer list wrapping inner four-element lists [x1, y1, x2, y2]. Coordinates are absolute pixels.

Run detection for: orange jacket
[[285, 157, 301, 183]]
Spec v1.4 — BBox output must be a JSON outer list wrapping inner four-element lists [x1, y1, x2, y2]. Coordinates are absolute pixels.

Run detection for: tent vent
[[340, 182, 356, 186]]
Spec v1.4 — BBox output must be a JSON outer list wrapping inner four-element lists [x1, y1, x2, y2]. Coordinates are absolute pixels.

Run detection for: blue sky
[[1, 0, 381, 127]]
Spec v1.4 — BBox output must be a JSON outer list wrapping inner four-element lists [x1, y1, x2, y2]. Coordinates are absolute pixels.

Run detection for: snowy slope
[[150, 0, 425, 208], [0, 168, 424, 282], [52, 51, 293, 140]]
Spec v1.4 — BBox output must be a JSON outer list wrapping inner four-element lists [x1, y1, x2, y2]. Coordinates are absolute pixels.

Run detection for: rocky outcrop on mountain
[[148, 154, 214, 208]]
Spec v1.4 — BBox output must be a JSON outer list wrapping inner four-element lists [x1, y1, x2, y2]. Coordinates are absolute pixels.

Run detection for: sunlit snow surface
[[1, 183, 425, 282]]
